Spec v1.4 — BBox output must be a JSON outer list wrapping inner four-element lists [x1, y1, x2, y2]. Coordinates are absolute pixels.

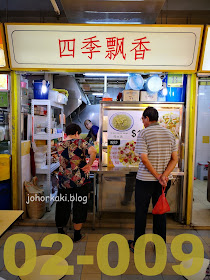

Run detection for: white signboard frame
[[5, 23, 203, 72], [199, 25, 210, 73], [0, 24, 9, 71]]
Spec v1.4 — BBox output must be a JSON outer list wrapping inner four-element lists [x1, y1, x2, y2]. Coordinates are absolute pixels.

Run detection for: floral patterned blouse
[[58, 139, 91, 188]]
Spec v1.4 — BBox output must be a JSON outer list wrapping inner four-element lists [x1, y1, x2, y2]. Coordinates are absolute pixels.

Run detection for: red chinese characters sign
[[6, 24, 202, 71], [59, 39, 75, 58], [58, 36, 151, 61]]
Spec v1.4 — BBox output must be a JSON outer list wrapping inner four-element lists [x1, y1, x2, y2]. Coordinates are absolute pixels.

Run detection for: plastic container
[[0, 179, 11, 210], [166, 74, 187, 102], [102, 92, 112, 101], [33, 80, 50, 99], [128, 74, 144, 90], [49, 90, 67, 105], [197, 162, 209, 180], [144, 75, 162, 94]]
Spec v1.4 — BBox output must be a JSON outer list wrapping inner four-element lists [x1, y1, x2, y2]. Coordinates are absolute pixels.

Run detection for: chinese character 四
[[106, 37, 126, 60], [59, 39, 76, 58], [130, 37, 151, 60], [81, 36, 101, 59]]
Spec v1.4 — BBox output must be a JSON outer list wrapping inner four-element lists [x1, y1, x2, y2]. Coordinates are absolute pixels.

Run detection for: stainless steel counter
[[90, 167, 184, 229], [91, 166, 184, 176]]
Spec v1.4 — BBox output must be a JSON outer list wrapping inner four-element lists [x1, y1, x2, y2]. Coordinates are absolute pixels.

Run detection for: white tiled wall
[[195, 85, 210, 177]]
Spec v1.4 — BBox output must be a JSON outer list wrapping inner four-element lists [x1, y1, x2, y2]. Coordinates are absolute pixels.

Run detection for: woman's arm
[[81, 146, 97, 174]]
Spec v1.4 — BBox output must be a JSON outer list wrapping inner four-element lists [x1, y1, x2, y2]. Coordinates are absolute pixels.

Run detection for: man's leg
[[134, 180, 154, 244], [152, 181, 171, 242], [121, 173, 136, 205]]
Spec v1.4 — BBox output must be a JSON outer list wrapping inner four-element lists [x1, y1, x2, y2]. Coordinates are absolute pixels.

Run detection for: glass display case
[[98, 101, 185, 219]]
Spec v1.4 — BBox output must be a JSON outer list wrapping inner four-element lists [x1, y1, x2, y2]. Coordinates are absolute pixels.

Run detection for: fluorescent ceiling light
[[84, 73, 129, 77], [85, 11, 142, 14], [50, 0, 60, 15], [86, 21, 142, 24], [92, 93, 104, 96]]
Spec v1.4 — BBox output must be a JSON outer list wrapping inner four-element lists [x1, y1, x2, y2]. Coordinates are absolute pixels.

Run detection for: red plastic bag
[[152, 187, 170, 215]]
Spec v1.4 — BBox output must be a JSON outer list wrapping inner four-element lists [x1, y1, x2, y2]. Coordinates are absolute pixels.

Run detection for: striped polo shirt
[[135, 122, 177, 181]]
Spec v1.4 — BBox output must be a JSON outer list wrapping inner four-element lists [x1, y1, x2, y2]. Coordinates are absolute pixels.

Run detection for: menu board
[[0, 24, 8, 70], [107, 109, 181, 167], [107, 110, 142, 167]]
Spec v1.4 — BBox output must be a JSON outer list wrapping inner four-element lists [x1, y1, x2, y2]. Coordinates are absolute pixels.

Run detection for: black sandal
[[73, 234, 86, 243], [128, 240, 134, 253]]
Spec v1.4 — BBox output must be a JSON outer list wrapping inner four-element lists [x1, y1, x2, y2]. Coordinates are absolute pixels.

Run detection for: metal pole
[[104, 75, 107, 93], [11, 71, 22, 210], [186, 74, 198, 225]]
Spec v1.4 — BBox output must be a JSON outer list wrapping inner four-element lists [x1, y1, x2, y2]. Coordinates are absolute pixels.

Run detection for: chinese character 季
[[59, 39, 76, 58], [81, 36, 101, 59], [106, 37, 126, 60], [130, 37, 151, 60]]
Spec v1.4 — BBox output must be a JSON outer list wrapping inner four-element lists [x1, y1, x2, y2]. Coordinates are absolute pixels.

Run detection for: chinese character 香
[[130, 37, 151, 60]]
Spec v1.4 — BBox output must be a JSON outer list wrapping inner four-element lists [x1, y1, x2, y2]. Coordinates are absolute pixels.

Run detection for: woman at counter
[[55, 123, 97, 242]]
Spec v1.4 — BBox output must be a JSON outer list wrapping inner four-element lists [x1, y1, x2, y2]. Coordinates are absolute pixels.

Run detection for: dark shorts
[[55, 184, 89, 226]]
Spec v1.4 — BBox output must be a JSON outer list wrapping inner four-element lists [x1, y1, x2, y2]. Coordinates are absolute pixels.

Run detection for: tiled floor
[[192, 179, 210, 226], [0, 225, 209, 280]]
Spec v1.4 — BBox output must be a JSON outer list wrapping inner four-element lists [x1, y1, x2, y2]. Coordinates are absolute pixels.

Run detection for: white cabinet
[[31, 99, 64, 210]]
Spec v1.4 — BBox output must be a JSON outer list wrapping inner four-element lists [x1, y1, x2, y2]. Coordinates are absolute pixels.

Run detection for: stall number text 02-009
[[3, 233, 205, 276]]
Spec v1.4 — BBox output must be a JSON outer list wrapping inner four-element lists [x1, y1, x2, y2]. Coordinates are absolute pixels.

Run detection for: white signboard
[[200, 26, 210, 72], [5, 24, 203, 71]]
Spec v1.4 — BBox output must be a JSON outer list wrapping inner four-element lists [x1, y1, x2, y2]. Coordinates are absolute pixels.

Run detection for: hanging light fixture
[[50, 0, 60, 15]]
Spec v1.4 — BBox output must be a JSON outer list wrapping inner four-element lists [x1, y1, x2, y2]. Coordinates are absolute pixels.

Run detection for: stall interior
[[19, 72, 187, 225], [193, 78, 210, 226]]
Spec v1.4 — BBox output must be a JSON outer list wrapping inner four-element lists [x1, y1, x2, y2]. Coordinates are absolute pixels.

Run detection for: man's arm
[[140, 153, 160, 180], [81, 146, 97, 174], [159, 151, 178, 186], [160, 151, 178, 182], [84, 131, 91, 142]]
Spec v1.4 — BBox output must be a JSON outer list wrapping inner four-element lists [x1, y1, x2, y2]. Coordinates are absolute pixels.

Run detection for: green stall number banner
[[167, 74, 183, 87]]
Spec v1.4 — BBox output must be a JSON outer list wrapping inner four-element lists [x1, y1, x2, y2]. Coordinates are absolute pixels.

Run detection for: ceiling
[[1, 0, 210, 95], [1, 0, 210, 24]]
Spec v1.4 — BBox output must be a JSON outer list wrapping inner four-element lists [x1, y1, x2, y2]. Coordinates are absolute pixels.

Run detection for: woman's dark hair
[[66, 123, 82, 136], [143, 107, 159, 121]]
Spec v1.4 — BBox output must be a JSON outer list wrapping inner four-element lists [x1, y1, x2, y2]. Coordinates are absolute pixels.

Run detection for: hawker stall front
[[5, 23, 203, 227], [0, 23, 23, 236], [191, 25, 210, 227]]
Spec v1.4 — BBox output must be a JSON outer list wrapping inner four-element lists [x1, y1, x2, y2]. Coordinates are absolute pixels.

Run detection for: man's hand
[[81, 164, 91, 174], [159, 175, 169, 187]]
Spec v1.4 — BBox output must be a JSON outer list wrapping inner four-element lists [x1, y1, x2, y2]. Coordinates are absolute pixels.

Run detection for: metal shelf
[[32, 99, 64, 109], [36, 162, 60, 174], [32, 98, 64, 211], [34, 133, 63, 140]]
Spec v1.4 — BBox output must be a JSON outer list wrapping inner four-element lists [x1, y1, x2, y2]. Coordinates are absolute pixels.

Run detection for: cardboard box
[[140, 91, 157, 102], [35, 140, 47, 147], [123, 90, 140, 101]]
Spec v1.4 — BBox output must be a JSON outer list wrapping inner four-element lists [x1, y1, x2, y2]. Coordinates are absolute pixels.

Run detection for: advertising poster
[[107, 110, 143, 167], [108, 109, 181, 167]]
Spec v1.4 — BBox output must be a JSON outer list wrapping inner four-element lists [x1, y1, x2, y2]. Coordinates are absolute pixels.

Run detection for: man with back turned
[[129, 107, 178, 252]]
